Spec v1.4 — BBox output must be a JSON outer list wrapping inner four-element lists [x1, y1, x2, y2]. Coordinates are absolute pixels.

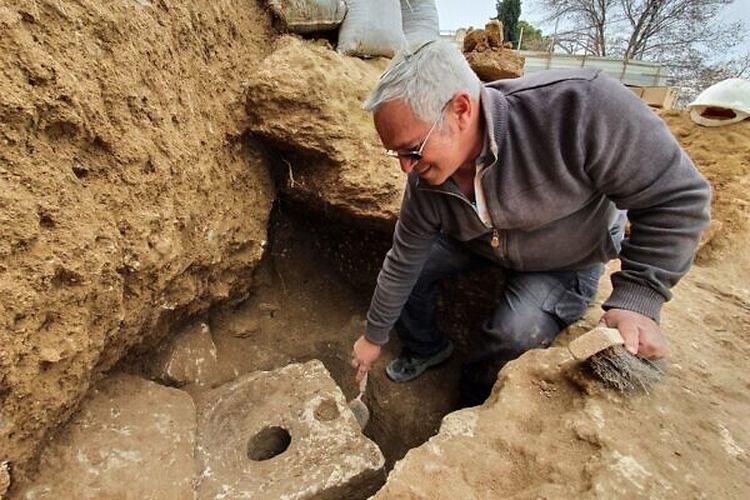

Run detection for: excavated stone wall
[[0, 0, 276, 483]]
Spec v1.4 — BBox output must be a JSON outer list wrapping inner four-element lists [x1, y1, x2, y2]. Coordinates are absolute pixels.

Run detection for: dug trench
[[9, 197, 506, 497], [128, 196, 507, 474], [9, 120, 750, 498]]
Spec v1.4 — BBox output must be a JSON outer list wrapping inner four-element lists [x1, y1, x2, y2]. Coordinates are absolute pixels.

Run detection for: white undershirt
[[472, 131, 494, 228]]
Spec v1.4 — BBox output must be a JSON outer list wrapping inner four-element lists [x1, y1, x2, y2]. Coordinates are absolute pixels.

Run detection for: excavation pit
[[202, 206, 476, 471], [15, 208, 481, 498]]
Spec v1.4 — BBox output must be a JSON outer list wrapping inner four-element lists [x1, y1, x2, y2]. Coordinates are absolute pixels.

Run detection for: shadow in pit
[[128, 199, 507, 480], [257, 200, 507, 470]]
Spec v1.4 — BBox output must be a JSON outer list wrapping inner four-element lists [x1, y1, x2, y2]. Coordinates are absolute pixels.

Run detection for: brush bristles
[[588, 345, 666, 392]]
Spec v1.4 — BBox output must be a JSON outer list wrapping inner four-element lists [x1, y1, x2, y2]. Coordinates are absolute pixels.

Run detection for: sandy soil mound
[[660, 112, 750, 263], [245, 35, 404, 228], [376, 252, 750, 498], [0, 0, 275, 483]]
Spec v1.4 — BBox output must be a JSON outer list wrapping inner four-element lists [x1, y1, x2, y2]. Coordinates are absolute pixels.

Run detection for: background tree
[[517, 20, 551, 51], [538, 0, 748, 104], [616, 0, 742, 61], [496, 0, 522, 44], [542, 0, 616, 55], [668, 50, 750, 106]]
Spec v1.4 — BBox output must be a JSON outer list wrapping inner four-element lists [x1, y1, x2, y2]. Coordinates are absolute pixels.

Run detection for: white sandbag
[[337, 0, 403, 58], [401, 0, 439, 47], [267, 0, 347, 33]]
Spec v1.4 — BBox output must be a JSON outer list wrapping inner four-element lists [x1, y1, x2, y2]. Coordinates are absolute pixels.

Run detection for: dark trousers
[[394, 234, 608, 406]]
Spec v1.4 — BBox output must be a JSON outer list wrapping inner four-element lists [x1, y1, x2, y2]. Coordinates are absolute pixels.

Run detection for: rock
[[484, 19, 504, 48], [151, 321, 222, 387], [0, 462, 9, 498], [463, 21, 504, 52], [0, 1, 276, 484], [245, 35, 404, 228], [464, 48, 525, 81], [18, 374, 197, 499], [463, 27, 487, 53], [375, 322, 750, 499], [195, 360, 385, 499], [463, 21, 524, 81]]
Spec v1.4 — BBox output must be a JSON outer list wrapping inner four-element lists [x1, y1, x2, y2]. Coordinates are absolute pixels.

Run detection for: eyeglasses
[[384, 101, 449, 163]]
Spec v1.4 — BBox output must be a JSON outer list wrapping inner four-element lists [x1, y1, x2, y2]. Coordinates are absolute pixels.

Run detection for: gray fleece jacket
[[365, 69, 711, 345]]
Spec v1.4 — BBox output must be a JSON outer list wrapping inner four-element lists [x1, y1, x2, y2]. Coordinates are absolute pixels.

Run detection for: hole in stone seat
[[314, 398, 340, 422], [247, 426, 291, 461]]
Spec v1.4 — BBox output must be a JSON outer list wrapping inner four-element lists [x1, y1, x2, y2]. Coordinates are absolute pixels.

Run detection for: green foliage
[[517, 20, 549, 51], [496, 0, 521, 44]]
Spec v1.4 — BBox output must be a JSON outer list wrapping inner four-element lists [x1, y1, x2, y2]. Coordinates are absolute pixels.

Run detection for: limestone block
[[151, 321, 221, 387], [19, 374, 196, 500], [484, 19, 504, 48], [463, 27, 487, 53], [464, 49, 525, 81], [463, 20, 524, 82], [463, 21, 504, 53], [245, 36, 403, 225], [196, 360, 385, 499]]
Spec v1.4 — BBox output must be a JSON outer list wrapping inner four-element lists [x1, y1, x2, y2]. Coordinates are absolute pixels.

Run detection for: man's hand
[[599, 308, 668, 358], [352, 335, 382, 383]]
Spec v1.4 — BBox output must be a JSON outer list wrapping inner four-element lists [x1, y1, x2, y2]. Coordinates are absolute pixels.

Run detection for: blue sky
[[436, 0, 750, 56]]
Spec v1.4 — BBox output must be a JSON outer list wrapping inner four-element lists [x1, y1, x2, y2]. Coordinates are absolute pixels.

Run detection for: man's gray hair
[[363, 39, 481, 124]]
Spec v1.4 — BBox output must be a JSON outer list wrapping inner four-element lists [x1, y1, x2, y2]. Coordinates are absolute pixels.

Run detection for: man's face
[[374, 99, 462, 186]]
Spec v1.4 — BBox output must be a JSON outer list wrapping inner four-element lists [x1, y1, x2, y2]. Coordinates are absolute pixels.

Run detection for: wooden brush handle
[[568, 326, 625, 361]]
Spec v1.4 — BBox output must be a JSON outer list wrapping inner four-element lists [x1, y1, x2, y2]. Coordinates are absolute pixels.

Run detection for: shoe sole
[[385, 341, 455, 383]]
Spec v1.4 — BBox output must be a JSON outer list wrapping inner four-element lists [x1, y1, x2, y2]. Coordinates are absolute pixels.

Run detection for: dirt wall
[[660, 112, 750, 263], [0, 0, 276, 482]]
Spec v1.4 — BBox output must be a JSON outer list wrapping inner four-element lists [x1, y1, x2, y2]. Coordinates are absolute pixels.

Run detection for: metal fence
[[439, 31, 669, 87], [519, 51, 669, 87]]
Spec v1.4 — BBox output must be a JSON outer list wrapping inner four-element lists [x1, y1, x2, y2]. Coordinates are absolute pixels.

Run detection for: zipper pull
[[491, 229, 500, 249]]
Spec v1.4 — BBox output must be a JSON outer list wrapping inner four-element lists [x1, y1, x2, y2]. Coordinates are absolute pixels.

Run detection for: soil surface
[[660, 112, 750, 263], [244, 35, 401, 228], [0, 0, 276, 487]]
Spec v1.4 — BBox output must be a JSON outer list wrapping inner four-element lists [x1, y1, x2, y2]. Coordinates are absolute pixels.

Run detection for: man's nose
[[399, 157, 415, 174]]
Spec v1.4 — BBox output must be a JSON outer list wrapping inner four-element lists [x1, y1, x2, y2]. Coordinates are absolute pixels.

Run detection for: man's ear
[[450, 92, 474, 131]]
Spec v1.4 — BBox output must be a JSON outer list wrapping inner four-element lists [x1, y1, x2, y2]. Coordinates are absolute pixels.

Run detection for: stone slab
[[19, 374, 196, 500], [464, 49, 525, 81], [244, 36, 403, 226], [151, 320, 221, 387], [195, 360, 385, 499]]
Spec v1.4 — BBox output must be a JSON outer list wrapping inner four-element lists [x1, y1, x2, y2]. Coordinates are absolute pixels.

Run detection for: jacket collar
[[479, 84, 507, 166]]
